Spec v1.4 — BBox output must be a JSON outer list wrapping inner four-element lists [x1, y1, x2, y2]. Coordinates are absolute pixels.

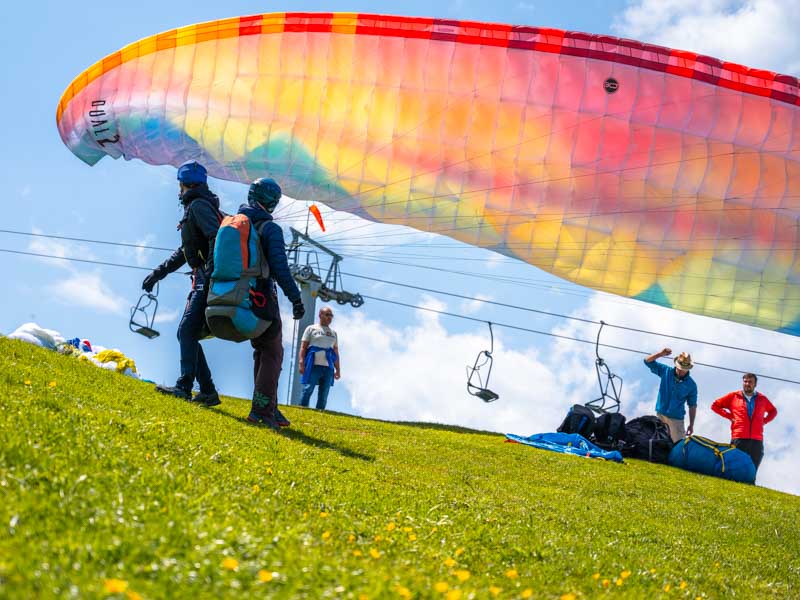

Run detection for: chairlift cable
[[2, 245, 798, 363], [360, 294, 800, 386], [2, 246, 798, 385]]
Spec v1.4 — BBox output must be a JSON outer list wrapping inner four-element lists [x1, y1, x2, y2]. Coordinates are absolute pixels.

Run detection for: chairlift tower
[[286, 227, 364, 406]]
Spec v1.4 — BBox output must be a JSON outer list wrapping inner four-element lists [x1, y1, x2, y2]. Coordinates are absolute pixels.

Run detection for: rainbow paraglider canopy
[[57, 12, 800, 335]]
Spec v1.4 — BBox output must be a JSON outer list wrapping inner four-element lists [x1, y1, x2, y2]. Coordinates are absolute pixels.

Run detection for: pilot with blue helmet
[[141, 160, 224, 406]]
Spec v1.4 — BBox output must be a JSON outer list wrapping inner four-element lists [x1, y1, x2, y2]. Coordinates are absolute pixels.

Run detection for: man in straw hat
[[644, 348, 698, 443]]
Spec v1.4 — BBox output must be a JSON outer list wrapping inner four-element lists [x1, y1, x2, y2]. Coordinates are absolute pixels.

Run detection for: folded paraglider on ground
[[6, 322, 140, 379]]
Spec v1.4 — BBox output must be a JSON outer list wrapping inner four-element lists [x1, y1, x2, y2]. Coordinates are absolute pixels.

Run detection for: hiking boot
[[274, 406, 291, 428], [155, 384, 191, 401], [193, 390, 221, 407], [246, 410, 280, 430]]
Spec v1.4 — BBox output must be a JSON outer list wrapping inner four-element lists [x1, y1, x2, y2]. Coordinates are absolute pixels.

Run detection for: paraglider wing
[[56, 13, 800, 335]]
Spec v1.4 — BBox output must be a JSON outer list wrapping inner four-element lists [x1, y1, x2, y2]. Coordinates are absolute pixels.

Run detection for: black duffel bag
[[556, 404, 596, 438], [621, 416, 674, 463], [592, 412, 627, 449]]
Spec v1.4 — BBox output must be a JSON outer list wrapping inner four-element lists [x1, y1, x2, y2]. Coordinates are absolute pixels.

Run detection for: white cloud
[[460, 293, 493, 315], [613, 0, 800, 75], [517, 1, 536, 11], [153, 307, 181, 324], [27, 227, 102, 270], [48, 272, 126, 315], [117, 233, 157, 268]]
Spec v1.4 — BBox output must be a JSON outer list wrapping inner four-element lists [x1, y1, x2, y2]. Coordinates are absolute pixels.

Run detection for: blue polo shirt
[[644, 360, 698, 419]]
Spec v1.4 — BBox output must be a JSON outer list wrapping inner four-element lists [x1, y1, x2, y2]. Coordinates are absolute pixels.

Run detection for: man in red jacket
[[711, 373, 777, 472]]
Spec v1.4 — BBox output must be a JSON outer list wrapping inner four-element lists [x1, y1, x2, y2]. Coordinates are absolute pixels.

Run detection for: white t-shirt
[[302, 324, 338, 367]]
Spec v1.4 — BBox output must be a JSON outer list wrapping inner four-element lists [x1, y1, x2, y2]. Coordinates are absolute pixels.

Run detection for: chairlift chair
[[585, 321, 622, 414], [129, 282, 160, 339], [467, 322, 500, 402]]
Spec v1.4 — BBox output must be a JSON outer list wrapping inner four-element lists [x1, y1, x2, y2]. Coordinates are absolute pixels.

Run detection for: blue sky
[[3, 0, 800, 494]]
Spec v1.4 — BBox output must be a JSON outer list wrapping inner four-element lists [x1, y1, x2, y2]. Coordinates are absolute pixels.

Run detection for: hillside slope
[[1, 338, 799, 599]]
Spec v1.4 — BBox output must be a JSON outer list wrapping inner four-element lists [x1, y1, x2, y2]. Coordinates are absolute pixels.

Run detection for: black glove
[[142, 269, 164, 293], [292, 299, 305, 320]]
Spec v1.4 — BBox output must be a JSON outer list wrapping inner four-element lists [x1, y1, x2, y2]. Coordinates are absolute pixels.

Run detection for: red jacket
[[711, 391, 777, 441]]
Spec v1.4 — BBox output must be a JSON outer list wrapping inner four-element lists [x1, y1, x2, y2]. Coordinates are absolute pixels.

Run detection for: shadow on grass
[[219, 412, 375, 462]]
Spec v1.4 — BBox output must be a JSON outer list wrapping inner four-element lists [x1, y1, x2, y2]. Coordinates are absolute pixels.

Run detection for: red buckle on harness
[[249, 289, 267, 308]]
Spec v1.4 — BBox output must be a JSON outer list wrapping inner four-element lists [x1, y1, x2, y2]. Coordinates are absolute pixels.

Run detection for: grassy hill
[[1, 338, 799, 599]]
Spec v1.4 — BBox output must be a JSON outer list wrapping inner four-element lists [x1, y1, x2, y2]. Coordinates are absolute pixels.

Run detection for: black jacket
[[156, 185, 223, 277]]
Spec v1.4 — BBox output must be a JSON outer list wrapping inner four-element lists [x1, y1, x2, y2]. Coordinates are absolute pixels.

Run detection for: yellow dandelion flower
[[434, 581, 449, 593], [322, 531, 331, 540], [145, 453, 152, 460], [348, 534, 356, 543], [455, 569, 470, 582], [615, 578, 623, 586], [602, 579, 610, 588], [374, 535, 383, 542], [664, 584, 672, 592], [48, 381, 57, 388], [359, 595, 369, 600], [431, 527, 438, 533], [266, 467, 273, 475], [403, 526, 413, 533], [387, 522, 397, 531], [369, 548, 381, 559], [680, 581, 688, 590], [443, 558, 456, 568], [126, 592, 142, 600], [258, 570, 273, 583], [650, 568, 657, 574], [713, 562, 720, 568], [561, 594, 576, 600], [23, 380, 31, 385], [320, 511, 329, 518], [396, 585, 412, 599], [252, 484, 260, 493], [221, 557, 239, 571], [103, 579, 128, 593], [621, 570, 631, 579], [353, 550, 363, 557], [455, 547, 465, 557], [505, 569, 518, 580], [408, 534, 417, 542], [521, 590, 533, 599], [592, 572, 600, 580], [489, 585, 502, 597], [445, 590, 462, 600]]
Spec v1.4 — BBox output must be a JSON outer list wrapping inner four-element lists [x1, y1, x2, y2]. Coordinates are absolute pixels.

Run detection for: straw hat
[[674, 352, 694, 370]]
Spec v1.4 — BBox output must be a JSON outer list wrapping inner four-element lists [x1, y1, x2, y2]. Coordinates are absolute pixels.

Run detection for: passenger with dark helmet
[[237, 177, 305, 428], [141, 161, 223, 406]]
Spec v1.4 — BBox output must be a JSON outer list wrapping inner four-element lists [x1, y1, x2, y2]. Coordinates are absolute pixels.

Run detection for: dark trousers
[[176, 271, 214, 393], [250, 317, 283, 415], [732, 438, 764, 470]]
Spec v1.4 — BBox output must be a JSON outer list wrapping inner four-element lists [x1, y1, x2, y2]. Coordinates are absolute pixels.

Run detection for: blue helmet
[[176, 161, 207, 185], [248, 178, 282, 212]]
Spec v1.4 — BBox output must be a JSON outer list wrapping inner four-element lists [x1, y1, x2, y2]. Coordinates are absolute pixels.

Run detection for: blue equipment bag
[[668, 435, 756, 484]]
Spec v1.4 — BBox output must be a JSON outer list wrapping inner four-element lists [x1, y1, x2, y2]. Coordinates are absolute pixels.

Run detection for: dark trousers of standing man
[[250, 317, 283, 417], [176, 269, 215, 394], [732, 438, 764, 470]]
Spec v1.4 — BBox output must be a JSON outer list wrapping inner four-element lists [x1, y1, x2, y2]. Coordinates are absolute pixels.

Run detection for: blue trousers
[[300, 365, 333, 410], [176, 271, 214, 393]]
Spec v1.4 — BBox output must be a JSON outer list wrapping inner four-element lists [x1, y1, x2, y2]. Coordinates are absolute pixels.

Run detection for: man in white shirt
[[298, 307, 340, 410]]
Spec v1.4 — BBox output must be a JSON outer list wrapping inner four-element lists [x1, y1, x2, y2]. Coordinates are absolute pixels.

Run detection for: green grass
[[1, 338, 799, 599]]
